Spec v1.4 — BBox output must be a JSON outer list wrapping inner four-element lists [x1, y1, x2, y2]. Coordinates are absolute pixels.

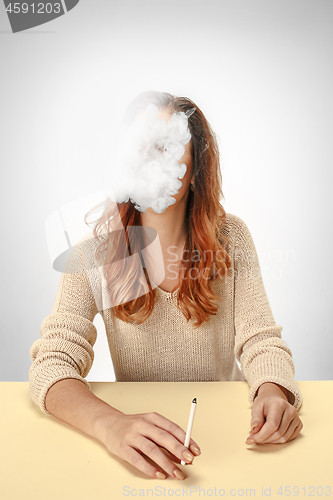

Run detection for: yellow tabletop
[[0, 381, 332, 500]]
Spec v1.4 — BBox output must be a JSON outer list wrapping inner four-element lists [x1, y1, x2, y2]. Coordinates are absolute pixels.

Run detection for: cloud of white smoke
[[108, 103, 195, 214]]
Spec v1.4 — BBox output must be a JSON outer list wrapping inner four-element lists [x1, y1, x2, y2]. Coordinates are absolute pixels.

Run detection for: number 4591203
[[5, 3, 61, 14]]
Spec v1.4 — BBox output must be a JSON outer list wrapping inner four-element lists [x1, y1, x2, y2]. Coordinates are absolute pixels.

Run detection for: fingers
[[268, 418, 303, 444], [246, 402, 303, 445], [113, 412, 201, 481], [249, 409, 265, 435], [249, 406, 288, 443], [133, 434, 188, 479], [189, 442, 201, 456], [288, 420, 303, 441], [124, 445, 169, 480], [248, 421, 264, 436], [137, 414, 196, 465], [145, 412, 201, 456]]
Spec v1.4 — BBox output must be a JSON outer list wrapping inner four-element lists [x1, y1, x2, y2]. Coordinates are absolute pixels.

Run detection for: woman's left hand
[[245, 383, 303, 445]]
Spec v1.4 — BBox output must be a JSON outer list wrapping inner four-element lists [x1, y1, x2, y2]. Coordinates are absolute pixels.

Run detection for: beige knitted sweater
[[29, 213, 303, 414]]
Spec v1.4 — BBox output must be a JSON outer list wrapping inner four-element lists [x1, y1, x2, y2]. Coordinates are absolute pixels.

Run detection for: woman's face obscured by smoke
[[111, 103, 194, 214], [145, 107, 193, 213]]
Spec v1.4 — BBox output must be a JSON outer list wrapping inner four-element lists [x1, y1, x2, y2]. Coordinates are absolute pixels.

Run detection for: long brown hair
[[84, 91, 232, 328]]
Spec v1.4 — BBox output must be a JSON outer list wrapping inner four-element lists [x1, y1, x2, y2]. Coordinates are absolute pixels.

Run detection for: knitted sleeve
[[29, 242, 98, 415], [233, 216, 303, 411]]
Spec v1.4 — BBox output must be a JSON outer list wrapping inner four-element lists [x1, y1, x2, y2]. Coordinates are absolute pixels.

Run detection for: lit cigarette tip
[[192, 398, 197, 404]]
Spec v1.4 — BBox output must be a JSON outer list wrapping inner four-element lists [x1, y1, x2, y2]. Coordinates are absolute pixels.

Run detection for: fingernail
[[174, 469, 185, 480], [155, 471, 166, 479], [251, 423, 258, 431], [182, 450, 194, 463], [246, 438, 255, 444], [190, 445, 201, 456]]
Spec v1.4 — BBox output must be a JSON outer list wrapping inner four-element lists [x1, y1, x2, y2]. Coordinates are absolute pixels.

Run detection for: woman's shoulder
[[220, 212, 251, 245], [61, 231, 102, 275]]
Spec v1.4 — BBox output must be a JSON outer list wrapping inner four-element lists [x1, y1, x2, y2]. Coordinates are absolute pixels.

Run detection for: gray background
[[0, 0, 332, 382]]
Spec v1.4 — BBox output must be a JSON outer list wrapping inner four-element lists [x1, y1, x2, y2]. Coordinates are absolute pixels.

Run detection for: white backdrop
[[0, 0, 332, 382]]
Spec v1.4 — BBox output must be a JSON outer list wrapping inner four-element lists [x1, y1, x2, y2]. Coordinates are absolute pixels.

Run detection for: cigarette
[[181, 398, 197, 465]]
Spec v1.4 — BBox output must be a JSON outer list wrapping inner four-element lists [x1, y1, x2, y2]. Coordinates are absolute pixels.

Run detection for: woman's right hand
[[95, 410, 201, 480]]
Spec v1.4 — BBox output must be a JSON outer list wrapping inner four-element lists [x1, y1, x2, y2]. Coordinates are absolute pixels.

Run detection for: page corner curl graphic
[[45, 186, 166, 313], [3, 0, 80, 33]]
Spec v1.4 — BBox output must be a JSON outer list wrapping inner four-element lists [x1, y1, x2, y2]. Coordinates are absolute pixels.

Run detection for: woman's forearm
[[45, 378, 124, 442], [44, 378, 200, 480]]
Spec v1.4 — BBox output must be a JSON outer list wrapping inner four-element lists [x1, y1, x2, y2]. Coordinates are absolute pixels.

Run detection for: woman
[[29, 91, 303, 481]]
